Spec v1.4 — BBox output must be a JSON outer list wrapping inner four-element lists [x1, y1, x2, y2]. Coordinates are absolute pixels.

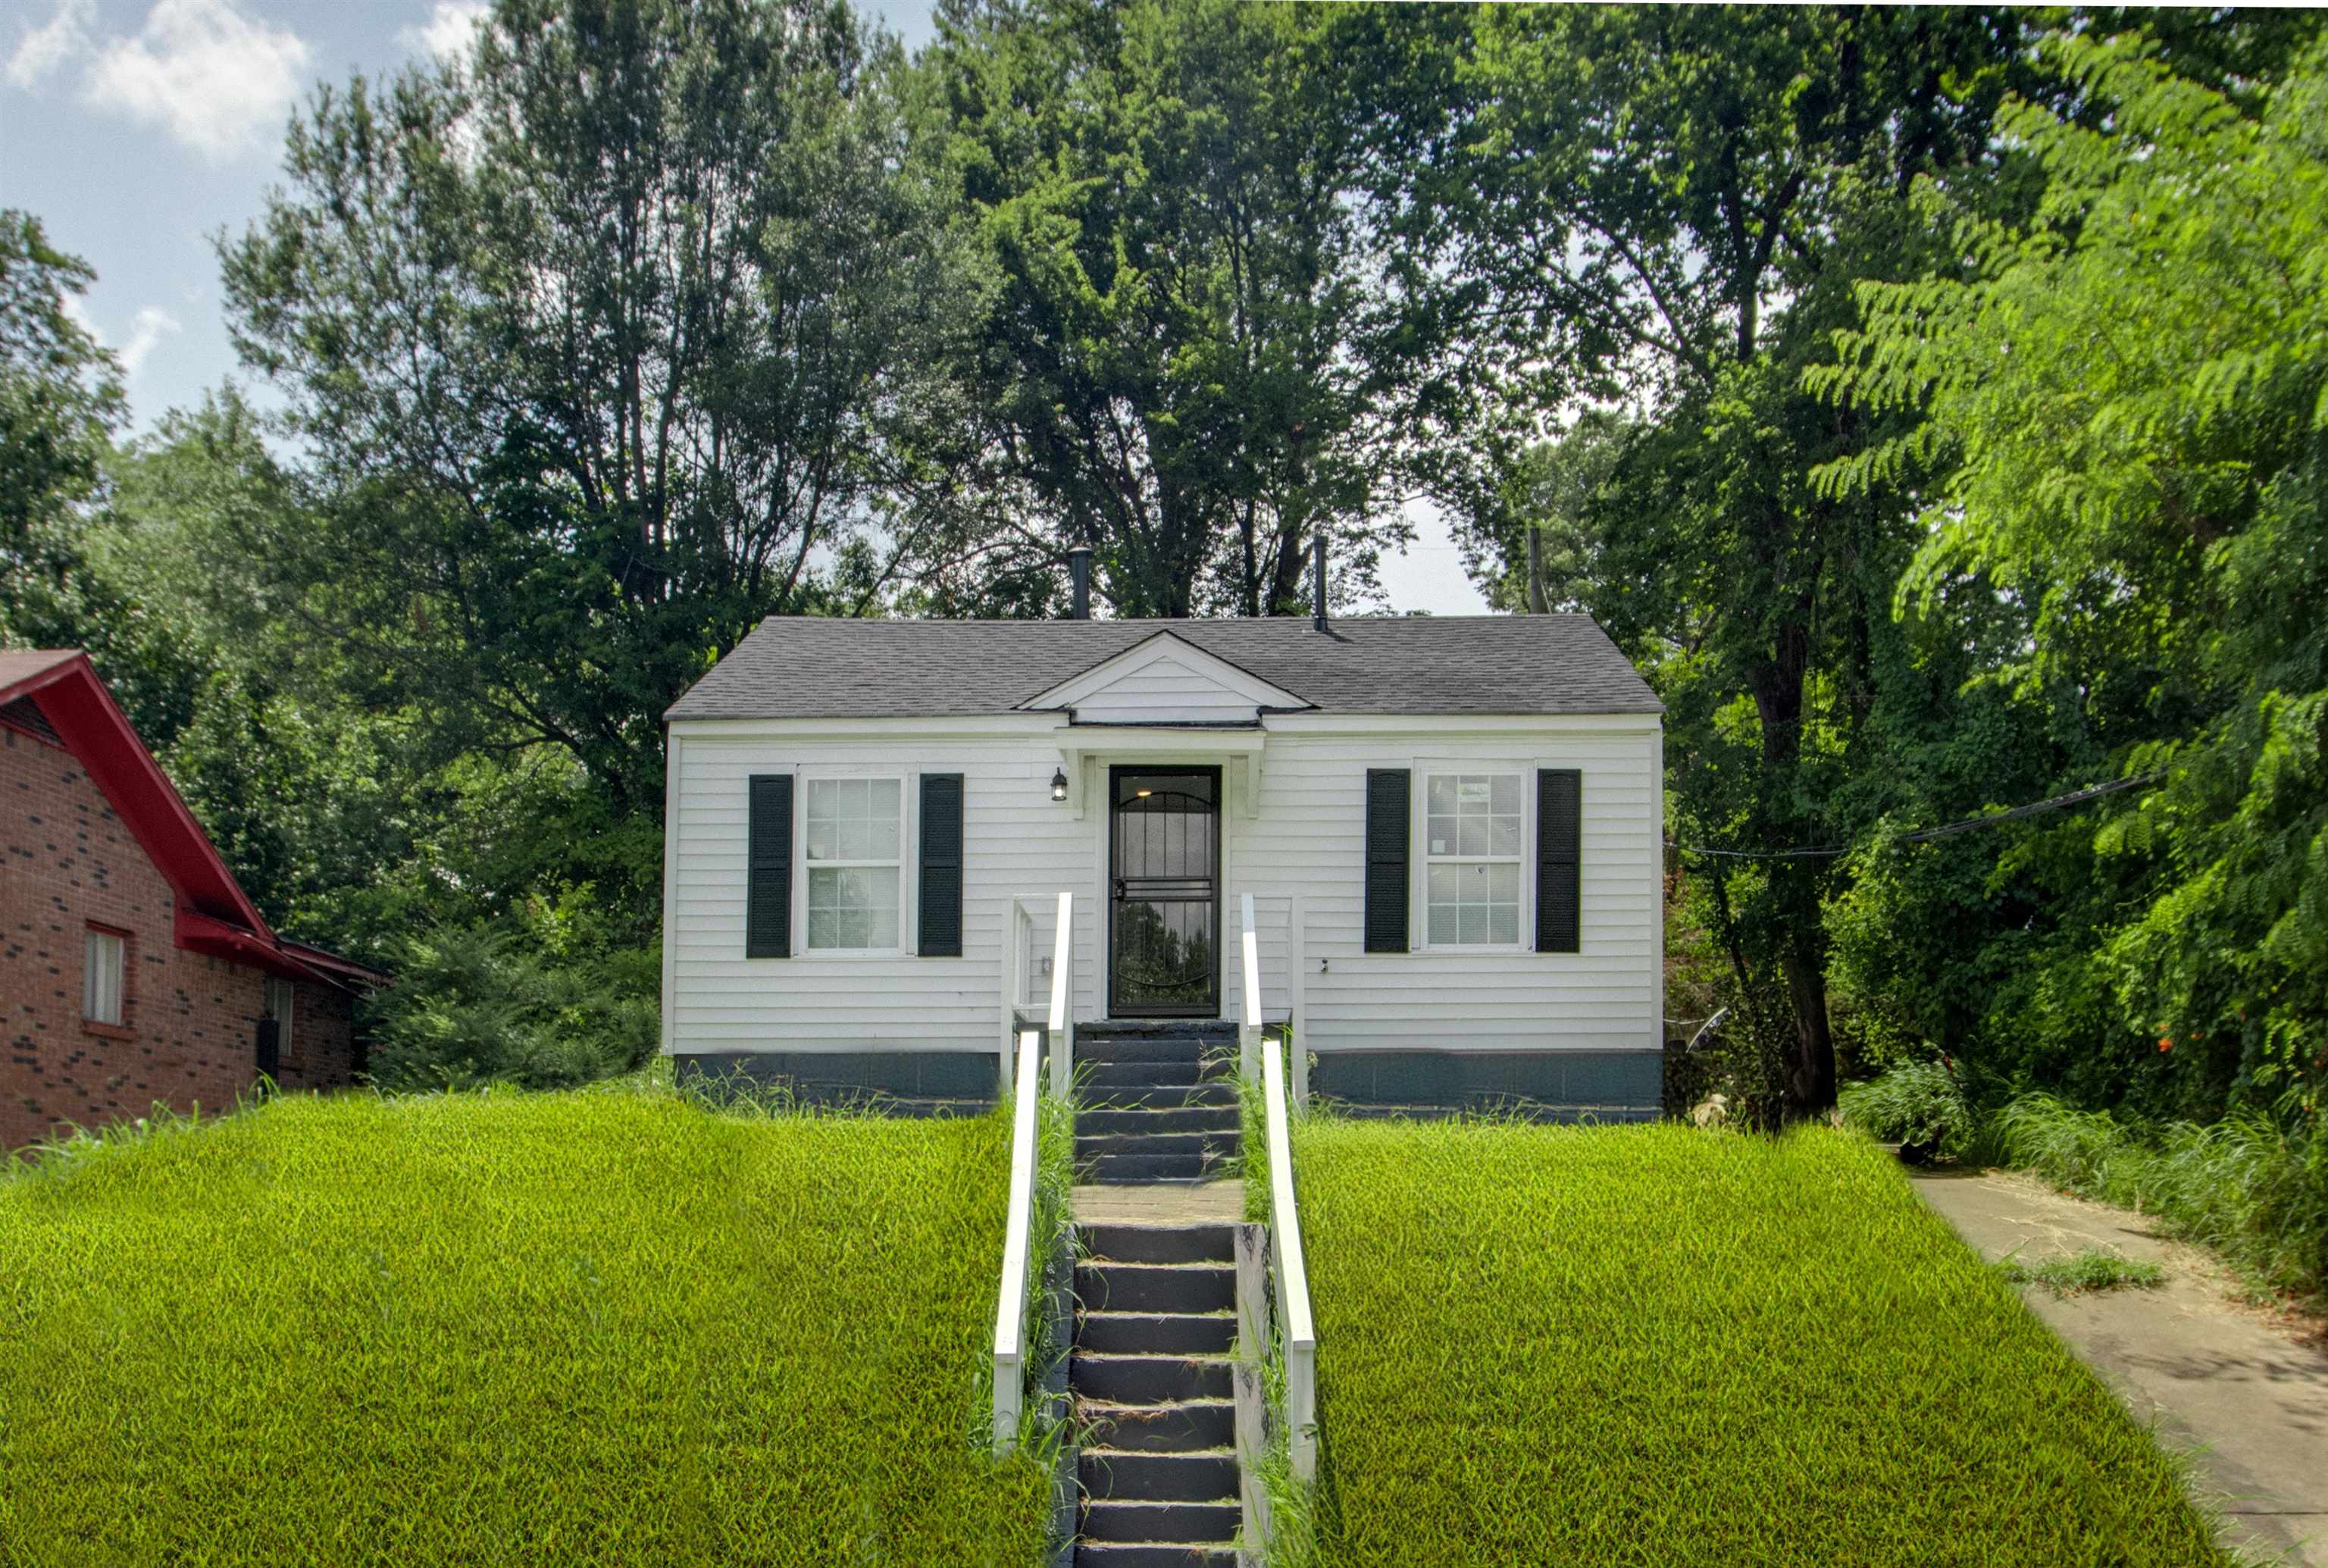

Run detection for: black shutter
[[918, 772, 964, 956], [255, 1016, 280, 1078], [746, 774, 793, 959], [1537, 768, 1582, 953], [1363, 768, 1410, 953]]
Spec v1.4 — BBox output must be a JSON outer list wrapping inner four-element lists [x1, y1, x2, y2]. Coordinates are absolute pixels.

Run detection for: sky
[[0, 0, 1487, 615]]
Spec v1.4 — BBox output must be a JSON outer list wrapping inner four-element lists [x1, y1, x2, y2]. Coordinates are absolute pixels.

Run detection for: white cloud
[[117, 306, 183, 377], [399, 0, 490, 61], [78, 0, 312, 161], [58, 298, 183, 381], [5, 0, 94, 89]]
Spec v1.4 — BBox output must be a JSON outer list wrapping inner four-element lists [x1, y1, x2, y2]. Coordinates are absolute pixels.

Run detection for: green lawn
[[0, 1088, 1050, 1567], [1291, 1119, 2233, 1568]]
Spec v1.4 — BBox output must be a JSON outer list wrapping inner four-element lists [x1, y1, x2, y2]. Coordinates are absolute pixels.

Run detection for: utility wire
[[1667, 772, 2163, 862]]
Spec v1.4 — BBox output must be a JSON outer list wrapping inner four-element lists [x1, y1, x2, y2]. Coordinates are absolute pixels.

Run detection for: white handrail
[[1001, 897, 1034, 1080], [1239, 892, 1264, 1080], [990, 1023, 1042, 1452], [1263, 1034, 1318, 1482], [1047, 890, 1073, 1096]]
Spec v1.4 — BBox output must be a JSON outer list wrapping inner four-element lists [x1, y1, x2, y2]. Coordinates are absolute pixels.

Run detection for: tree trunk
[[1744, 607, 1838, 1116], [1777, 939, 1837, 1113]]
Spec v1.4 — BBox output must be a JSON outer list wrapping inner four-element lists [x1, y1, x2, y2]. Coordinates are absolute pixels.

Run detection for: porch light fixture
[[1050, 766, 1069, 803]]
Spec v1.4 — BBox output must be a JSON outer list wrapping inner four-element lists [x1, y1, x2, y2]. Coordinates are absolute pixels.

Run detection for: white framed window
[[264, 978, 295, 1056], [83, 928, 125, 1024], [804, 776, 903, 950], [1423, 771, 1524, 947]]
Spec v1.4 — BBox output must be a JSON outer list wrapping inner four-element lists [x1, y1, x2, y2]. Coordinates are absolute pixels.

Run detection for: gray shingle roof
[[665, 615, 1661, 721]]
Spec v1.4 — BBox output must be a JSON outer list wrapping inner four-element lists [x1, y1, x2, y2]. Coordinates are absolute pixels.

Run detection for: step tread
[[1078, 1498, 1242, 1546]]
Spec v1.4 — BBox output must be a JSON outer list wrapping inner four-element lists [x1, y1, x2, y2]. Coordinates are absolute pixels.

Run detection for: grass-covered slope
[[0, 1089, 1050, 1567], [1292, 1119, 2232, 1568]]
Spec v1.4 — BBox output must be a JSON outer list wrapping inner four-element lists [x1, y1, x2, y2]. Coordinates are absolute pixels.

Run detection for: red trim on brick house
[[0, 650, 386, 990]]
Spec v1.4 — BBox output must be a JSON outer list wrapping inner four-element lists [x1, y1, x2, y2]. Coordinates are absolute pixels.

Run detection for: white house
[[659, 602, 1666, 1119]]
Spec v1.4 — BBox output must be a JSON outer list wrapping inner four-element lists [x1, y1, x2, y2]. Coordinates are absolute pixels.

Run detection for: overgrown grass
[[1293, 1117, 2236, 1567], [2000, 1247, 2167, 1296], [1988, 1094, 2328, 1307], [0, 1086, 1052, 1566]]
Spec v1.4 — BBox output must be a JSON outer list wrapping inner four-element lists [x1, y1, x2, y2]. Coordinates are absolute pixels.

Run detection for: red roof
[[0, 650, 386, 988]]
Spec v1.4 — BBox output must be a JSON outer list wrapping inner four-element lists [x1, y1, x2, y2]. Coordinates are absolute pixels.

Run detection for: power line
[[1667, 772, 2163, 863]]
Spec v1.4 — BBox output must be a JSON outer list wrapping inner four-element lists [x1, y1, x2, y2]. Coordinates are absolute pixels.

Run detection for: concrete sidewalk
[[1913, 1167, 2328, 1566]]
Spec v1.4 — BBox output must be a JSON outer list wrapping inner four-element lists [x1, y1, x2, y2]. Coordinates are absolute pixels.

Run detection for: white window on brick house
[[264, 978, 295, 1060], [83, 928, 125, 1025]]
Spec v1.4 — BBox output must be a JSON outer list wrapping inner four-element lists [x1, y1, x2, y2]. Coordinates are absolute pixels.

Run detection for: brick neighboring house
[[2, 649, 385, 1154]]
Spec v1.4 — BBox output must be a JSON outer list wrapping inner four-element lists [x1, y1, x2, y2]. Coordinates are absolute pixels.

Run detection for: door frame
[[1105, 764, 1223, 1019]]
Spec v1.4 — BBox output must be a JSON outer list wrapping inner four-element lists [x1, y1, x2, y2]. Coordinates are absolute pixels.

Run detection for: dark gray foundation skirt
[[672, 1050, 998, 1116]]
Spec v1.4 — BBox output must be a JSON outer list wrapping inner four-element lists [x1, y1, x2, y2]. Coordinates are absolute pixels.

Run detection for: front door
[[1108, 767, 1222, 1018]]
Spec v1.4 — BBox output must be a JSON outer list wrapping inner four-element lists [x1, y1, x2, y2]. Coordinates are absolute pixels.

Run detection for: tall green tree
[[0, 213, 127, 658], [1365, 5, 2047, 1111], [912, 0, 1416, 618], [1817, 33, 2328, 1121], [221, 0, 953, 815]]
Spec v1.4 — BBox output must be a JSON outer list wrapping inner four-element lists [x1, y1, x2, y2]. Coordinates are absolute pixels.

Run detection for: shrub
[[1991, 1094, 2328, 1304], [1838, 1059, 1976, 1161], [361, 919, 658, 1091]]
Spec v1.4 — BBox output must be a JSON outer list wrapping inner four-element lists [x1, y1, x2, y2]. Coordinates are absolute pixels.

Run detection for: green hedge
[[0, 1088, 1050, 1566], [1292, 1118, 2233, 1567]]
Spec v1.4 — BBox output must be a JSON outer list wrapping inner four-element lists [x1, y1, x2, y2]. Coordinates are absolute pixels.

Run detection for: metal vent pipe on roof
[[1066, 546, 1092, 619], [1311, 535, 1328, 631]]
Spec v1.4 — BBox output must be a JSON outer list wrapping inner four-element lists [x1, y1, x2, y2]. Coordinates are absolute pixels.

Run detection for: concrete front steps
[[1075, 1023, 1240, 1185], [1072, 1220, 1241, 1567]]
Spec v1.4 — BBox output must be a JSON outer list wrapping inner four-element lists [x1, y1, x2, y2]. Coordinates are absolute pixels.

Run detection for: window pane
[[1427, 863, 1459, 901], [1460, 904, 1488, 944], [1426, 815, 1454, 856], [1457, 816, 1488, 856], [83, 931, 123, 1024], [1488, 904, 1520, 945], [1428, 905, 1457, 944], [1428, 776, 1454, 814], [1491, 774, 1519, 815], [1488, 862, 1520, 901], [806, 866, 898, 949], [1457, 775, 1491, 806], [1489, 813, 1522, 856], [868, 781, 901, 858]]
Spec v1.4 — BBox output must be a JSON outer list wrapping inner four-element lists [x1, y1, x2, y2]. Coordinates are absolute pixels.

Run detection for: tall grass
[[1293, 1117, 2236, 1567], [1987, 1094, 2328, 1305], [0, 1085, 1052, 1566]]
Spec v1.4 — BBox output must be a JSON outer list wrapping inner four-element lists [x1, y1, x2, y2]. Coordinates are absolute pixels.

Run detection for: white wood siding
[[664, 714, 1662, 1058], [1068, 653, 1267, 724]]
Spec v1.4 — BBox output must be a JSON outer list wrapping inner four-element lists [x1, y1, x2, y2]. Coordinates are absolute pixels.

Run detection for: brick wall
[[2, 724, 361, 1153]]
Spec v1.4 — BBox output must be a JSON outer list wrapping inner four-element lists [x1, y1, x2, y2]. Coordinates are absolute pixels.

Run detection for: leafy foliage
[[1838, 1060, 1976, 1160], [219, 0, 955, 816], [912, 0, 1419, 616], [1817, 33, 2328, 1124], [362, 915, 659, 1092]]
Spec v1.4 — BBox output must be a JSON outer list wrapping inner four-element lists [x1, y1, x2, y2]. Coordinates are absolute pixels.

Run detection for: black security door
[[1109, 768, 1221, 1017]]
